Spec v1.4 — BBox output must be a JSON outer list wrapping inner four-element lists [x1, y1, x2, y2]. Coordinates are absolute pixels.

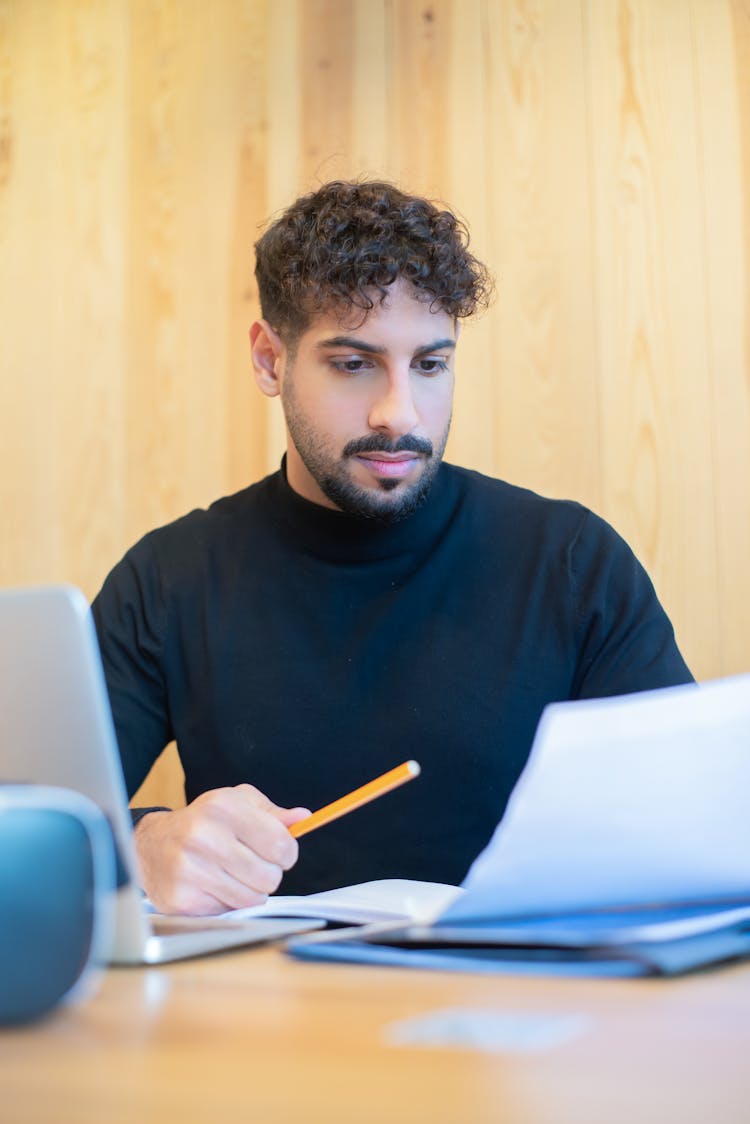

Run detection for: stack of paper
[[285, 673, 750, 977]]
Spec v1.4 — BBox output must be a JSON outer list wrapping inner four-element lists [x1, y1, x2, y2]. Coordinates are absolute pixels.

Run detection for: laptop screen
[[0, 584, 138, 889]]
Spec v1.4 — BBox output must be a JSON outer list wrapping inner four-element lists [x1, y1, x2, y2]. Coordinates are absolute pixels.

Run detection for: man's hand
[[134, 785, 311, 915]]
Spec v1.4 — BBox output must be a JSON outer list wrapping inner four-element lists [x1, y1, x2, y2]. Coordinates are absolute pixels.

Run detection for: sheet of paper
[[221, 878, 463, 925], [428, 903, 750, 946], [442, 674, 750, 923]]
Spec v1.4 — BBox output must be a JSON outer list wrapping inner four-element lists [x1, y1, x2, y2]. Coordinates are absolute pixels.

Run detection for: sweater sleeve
[[568, 510, 694, 699], [91, 536, 174, 798]]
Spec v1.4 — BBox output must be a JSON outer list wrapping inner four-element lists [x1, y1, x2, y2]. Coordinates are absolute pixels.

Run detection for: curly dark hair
[[254, 179, 493, 342]]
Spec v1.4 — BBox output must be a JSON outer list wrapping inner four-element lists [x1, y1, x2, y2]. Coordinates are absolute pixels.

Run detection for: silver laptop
[[0, 584, 323, 964]]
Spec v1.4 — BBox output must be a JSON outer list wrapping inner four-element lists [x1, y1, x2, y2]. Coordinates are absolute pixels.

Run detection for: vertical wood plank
[[0, 0, 128, 599], [481, 0, 601, 508], [261, 0, 302, 471], [265, 0, 301, 212], [441, 0, 495, 477], [127, 0, 257, 547], [388, 0, 453, 195], [219, 0, 274, 495], [0, 0, 58, 583], [56, 0, 129, 599], [694, 0, 750, 675], [352, 0, 389, 177], [300, 0, 355, 185], [584, 0, 720, 676]]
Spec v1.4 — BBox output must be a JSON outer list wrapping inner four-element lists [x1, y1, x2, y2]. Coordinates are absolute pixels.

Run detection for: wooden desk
[[2, 946, 748, 1123]]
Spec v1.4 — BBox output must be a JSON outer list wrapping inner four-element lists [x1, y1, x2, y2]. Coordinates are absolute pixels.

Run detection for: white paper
[[443, 673, 750, 923], [222, 878, 464, 926]]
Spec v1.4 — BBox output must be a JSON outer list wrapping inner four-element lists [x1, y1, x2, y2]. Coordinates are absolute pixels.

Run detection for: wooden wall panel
[[1, 0, 129, 594], [1, 0, 748, 812], [300, 0, 355, 182], [351, 0, 388, 175], [699, 0, 750, 677], [585, 0, 722, 675], [389, 0, 453, 194], [223, 0, 273, 493], [127, 1, 233, 544], [481, 0, 601, 506]]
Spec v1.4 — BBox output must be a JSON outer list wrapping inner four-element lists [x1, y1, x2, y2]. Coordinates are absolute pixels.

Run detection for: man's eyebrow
[[315, 336, 456, 356], [316, 336, 386, 354], [413, 338, 456, 356]]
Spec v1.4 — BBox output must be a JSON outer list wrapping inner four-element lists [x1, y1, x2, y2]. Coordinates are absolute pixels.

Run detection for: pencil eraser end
[[406, 760, 421, 776]]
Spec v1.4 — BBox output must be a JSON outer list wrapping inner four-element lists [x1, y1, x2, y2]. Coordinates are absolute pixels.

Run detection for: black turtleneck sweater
[[91, 462, 692, 893]]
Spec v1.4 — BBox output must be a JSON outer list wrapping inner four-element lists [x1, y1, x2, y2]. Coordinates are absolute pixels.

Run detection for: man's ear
[[250, 320, 285, 398]]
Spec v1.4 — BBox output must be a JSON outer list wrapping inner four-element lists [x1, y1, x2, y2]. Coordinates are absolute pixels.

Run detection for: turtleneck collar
[[259, 456, 461, 564]]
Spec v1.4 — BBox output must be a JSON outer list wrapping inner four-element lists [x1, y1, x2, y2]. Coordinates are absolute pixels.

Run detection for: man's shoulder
[[445, 462, 592, 530], [443, 463, 633, 565], [122, 475, 276, 577]]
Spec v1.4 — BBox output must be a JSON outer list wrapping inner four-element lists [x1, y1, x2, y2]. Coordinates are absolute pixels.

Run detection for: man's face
[[254, 280, 457, 522]]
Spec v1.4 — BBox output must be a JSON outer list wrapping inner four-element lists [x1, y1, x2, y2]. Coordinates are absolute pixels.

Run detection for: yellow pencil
[[289, 760, 421, 839]]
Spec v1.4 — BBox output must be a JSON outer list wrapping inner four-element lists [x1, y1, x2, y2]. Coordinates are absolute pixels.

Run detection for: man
[[92, 179, 693, 915]]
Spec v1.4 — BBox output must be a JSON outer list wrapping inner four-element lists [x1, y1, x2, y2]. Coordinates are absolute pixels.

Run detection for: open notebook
[[0, 585, 323, 964], [205, 878, 464, 926]]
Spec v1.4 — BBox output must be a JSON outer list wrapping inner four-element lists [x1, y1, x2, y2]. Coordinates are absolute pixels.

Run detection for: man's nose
[[367, 372, 419, 436]]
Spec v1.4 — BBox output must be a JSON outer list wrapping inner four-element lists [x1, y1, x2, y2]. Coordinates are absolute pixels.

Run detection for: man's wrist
[[131, 806, 171, 830]]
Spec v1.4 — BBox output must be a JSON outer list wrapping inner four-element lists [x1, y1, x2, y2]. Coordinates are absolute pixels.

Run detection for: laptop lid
[[0, 585, 321, 963]]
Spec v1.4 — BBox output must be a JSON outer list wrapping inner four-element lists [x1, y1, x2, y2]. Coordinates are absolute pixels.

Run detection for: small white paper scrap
[[384, 1008, 591, 1054]]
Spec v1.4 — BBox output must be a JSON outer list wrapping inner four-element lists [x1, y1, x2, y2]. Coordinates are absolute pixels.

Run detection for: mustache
[[342, 434, 434, 458]]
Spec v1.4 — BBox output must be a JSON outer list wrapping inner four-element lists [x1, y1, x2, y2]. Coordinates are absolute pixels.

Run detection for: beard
[[281, 383, 450, 524]]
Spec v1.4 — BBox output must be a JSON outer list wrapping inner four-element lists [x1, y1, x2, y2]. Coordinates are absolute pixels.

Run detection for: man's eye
[[415, 358, 449, 375], [331, 357, 371, 374]]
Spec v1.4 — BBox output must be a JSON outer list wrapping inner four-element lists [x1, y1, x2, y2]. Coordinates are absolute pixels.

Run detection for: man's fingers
[[277, 805, 313, 829], [214, 786, 307, 868], [230, 785, 310, 825], [180, 794, 295, 876], [216, 840, 288, 899], [134, 784, 310, 915], [161, 848, 272, 915], [215, 791, 301, 867]]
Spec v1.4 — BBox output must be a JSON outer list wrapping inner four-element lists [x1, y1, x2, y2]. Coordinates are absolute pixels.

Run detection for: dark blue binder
[[286, 903, 750, 977]]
